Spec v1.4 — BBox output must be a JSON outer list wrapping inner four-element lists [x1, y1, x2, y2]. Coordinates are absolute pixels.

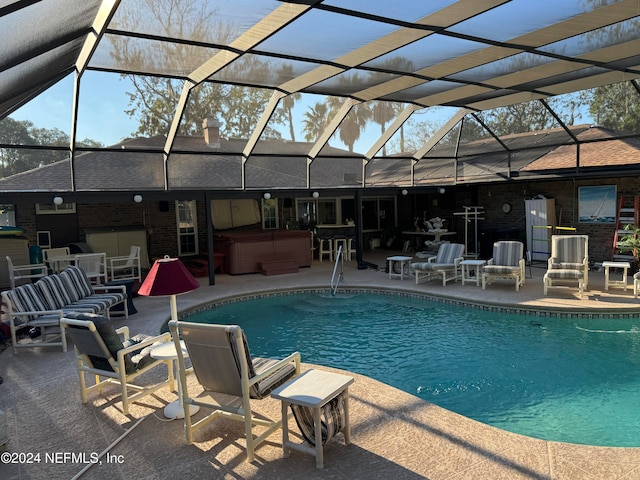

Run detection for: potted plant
[[615, 224, 640, 268]]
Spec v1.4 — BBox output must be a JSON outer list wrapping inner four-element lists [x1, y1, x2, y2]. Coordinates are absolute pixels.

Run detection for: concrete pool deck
[[2, 250, 640, 479]]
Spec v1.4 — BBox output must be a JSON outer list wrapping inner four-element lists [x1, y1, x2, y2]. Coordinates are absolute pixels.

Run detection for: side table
[[150, 340, 200, 419], [271, 369, 354, 469], [602, 261, 631, 291], [461, 259, 486, 286], [387, 255, 413, 280]]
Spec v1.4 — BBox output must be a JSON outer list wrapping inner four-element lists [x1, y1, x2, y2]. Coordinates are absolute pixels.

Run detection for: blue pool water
[[183, 292, 640, 447]]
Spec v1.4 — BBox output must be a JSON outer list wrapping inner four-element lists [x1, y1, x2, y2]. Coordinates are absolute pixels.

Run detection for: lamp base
[[163, 401, 200, 420]]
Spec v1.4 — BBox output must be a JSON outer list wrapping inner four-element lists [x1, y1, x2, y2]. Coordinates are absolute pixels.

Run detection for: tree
[[0, 118, 105, 178], [111, 0, 287, 140], [302, 102, 329, 142], [582, 81, 640, 133], [275, 64, 301, 141]]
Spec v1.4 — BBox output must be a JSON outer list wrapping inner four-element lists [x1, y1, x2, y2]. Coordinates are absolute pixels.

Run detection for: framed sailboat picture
[[578, 185, 616, 223]]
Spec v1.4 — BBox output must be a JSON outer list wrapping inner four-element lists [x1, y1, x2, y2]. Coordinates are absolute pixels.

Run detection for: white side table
[[461, 259, 486, 286], [271, 369, 354, 469], [387, 255, 413, 280], [602, 261, 631, 291], [150, 340, 200, 419]]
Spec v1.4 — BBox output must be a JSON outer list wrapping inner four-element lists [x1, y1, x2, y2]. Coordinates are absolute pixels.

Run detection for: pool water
[[184, 292, 640, 447]]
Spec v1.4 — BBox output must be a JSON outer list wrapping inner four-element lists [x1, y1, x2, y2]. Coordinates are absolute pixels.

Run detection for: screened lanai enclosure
[[3, 0, 640, 193]]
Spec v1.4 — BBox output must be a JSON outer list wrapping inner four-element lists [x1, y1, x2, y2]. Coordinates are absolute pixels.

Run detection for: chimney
[[203, 117, 221, 148]]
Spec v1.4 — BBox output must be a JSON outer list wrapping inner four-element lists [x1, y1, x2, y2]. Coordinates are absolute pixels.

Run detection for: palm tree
[[302, 102, 329, 142], [275, 64, 302, 141]]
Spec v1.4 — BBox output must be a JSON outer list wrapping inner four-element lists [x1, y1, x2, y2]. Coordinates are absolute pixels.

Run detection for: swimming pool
[[183, 291, 640, 447]]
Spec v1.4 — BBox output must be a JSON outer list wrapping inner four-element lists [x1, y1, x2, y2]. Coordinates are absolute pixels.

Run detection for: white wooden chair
[[411, 243, 465, 286], [108, 245, 142, 282], [543, 235, 589, 296], [5, 255, 47, 289], [482, 241, 526, 291], [74, 253, 108, 285]]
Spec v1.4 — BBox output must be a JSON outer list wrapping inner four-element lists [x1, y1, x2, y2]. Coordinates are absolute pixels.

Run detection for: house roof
[[2, 125, 639, 192], [3, 1, 640, 194]]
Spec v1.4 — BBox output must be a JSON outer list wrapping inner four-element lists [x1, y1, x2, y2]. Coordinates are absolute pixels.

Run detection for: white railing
[[330, 245, 344, 296]]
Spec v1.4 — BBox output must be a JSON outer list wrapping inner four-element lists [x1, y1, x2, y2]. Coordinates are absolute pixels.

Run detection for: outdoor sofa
[[1, 265, 128, 353]]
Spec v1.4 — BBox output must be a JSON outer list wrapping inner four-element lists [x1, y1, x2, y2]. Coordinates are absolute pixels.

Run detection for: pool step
[[259, 259, 298, 275]]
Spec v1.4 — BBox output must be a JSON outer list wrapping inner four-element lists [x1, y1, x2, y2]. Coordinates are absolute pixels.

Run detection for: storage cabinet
[[525, 198, 556, 262], [84, 228, 149, 269], [0, 237, 29, 289]]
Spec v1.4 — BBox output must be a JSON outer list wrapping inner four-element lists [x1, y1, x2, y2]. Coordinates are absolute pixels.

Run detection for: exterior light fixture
[[133, 194, 143, 203], [312, 191, 319, 198], [53, 196, 63, 205], [401, 189, 408, 196], [263, 192, 271, 200], [438, 187, 446, 194]]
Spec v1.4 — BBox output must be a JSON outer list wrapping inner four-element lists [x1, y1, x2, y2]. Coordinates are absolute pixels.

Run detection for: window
[[262, 198, 279, 229], [0, 204, 16, 226], [35, 202, 76, 214], [362, 196, 396, 230], [176, 200, 198, 256]]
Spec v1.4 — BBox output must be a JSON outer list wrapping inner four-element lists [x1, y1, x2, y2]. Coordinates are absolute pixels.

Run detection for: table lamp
[[138, 255, 200, 322]]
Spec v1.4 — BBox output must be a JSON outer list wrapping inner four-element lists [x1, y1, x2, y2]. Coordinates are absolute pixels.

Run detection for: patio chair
[[482, 241, 525, 291], [543, 235, 589, 296], [42, 247, 71, 273], [634, 271, 640, 299], [108, 245, 142, 282], [168, 320, 301, 462], [411, 243, 465, 286], [60, 312, 174, 415], [74, 252, 108, 285], [6, 255, 47, 289]]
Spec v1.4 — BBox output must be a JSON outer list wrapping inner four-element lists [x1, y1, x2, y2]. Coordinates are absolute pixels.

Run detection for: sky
[[7, 70, 459, 154]]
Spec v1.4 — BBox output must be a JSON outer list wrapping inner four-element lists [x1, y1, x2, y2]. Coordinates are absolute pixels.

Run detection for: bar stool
[[318, 237, 333, 262], [333, 237, 348, 260]]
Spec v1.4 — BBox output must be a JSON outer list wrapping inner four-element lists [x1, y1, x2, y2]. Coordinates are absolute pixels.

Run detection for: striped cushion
[[291, 392, 346, 446], [483, 265, 519, 275], [252, 357, 297, 399], [412, 262, 456, 272], [35, 275, 74, 310], [435, 243, 464, 264], [552, 262, 584, 270], [229, 330, 296, 399], [551, 236, 587, 264], [4, 284, 49, 321], [492, 241, 523, 267], [546, 269, 583, 279], [60, 266, 94, 301]]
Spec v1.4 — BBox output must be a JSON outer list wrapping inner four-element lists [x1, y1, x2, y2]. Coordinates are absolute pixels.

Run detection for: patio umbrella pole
[[71, 415, 147, 480]]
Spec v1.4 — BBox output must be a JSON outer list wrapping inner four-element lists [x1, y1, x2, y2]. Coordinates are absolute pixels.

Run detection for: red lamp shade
[[138, 256, 200, 297]]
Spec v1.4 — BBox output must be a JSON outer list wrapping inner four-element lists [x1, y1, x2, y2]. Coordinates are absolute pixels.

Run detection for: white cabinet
[[525, 198, 556, 262], [0, 237, 29, 289], [85, 229, 149, 269]]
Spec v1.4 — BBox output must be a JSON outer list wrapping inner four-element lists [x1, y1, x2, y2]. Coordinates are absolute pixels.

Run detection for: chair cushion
[[483, 265, 520, 275], [252, 357, 297, 399], [551, 262, 584, 270], [229, 329, 297, 399], [435, 243, 464, 264], [60, 266, 94, 301], [492, 241, 523, 267], [35, 275, 74, 310], [412, 262, 456, 271], [64, 312, 137, 374], [4, 284, 49, 321], [545, 269, 583, 279]]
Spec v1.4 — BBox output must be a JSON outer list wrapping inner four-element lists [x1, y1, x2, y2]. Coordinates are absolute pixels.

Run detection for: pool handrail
[[331, 245, 344, 296]]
